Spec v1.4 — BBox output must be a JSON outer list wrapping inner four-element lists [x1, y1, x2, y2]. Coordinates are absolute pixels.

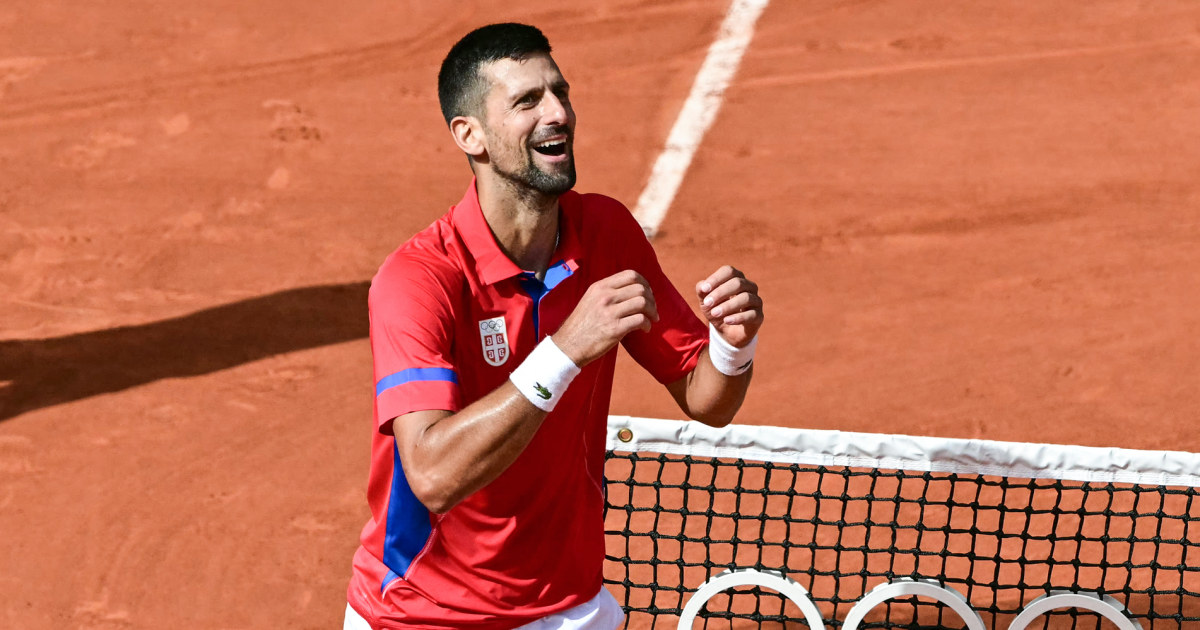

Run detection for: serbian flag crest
[[478, 316, 509, 367]]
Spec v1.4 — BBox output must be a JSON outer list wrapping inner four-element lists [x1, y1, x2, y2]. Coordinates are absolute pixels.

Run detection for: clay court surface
[[2, 1, 1199, 627]]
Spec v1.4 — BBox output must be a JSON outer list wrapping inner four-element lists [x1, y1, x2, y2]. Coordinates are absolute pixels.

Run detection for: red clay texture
[[2, 1, 1199, 628]]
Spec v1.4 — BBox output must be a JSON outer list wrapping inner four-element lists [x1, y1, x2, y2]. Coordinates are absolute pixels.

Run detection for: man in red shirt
[[346, 23, 764, 629]]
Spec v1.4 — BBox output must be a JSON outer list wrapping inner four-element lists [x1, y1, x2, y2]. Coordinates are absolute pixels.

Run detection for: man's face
[[476, 53, 576, 196]]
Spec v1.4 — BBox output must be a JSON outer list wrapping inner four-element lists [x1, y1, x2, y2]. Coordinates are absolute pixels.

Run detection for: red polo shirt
[[347, 181, 707, 628]]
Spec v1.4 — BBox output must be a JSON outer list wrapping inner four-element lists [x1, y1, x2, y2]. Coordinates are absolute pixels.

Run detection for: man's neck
[[476, 176, 560, 279]]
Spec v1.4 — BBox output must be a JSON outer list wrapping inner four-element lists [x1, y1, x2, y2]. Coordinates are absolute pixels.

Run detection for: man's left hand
[[696, 265, 763, 348]]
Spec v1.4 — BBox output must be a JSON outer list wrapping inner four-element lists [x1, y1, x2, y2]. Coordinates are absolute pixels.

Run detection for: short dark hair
[[437, 23, 552, 125]]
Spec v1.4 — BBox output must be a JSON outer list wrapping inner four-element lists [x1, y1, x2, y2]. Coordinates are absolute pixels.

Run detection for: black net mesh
[[602, 451, 1200, 629]]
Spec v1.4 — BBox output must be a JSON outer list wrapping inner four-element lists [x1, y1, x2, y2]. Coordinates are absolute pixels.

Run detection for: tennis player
[[345, 23, 764, 629]]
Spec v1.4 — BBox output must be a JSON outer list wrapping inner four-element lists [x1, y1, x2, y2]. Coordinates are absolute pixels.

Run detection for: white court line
[[632, 0, 771, 238]]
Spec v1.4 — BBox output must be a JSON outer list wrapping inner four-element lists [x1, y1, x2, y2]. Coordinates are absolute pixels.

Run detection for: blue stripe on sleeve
[[375, 367, 458, 397]]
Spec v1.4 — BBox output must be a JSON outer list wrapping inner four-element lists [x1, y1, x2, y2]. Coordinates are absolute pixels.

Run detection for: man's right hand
[[552, 270, 659, 367]]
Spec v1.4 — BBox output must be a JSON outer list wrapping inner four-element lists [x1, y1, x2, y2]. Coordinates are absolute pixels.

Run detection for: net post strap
[[606, 415, 1200, 487]]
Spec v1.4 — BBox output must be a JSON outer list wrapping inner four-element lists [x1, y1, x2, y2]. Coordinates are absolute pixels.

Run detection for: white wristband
[[707, 323, 757, 376], [509, 337, 581, 412]]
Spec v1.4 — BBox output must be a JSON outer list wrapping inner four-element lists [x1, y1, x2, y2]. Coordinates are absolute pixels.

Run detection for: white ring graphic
[[675, 572, 1143, 629], [842, 579, 986, 630], [676, 568, 826, 630], [1008, 591, 1143, 630]]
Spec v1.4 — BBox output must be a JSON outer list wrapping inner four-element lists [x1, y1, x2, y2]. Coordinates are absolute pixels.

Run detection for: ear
[[449, 116, 487, 160]]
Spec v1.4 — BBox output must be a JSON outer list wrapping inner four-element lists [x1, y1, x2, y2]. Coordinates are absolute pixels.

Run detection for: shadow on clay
[[0, 282, 369, 422]]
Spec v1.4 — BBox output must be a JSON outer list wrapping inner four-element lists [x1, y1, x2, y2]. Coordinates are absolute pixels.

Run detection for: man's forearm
[[675, 264, 762, 426], [668, 347, 752, 427], [395, 383, 547, 513]]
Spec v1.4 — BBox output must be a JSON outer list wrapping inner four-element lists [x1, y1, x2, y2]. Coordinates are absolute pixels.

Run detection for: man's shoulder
[[372, 214, 463, 298], [569, 190, 627, 215], [565, 191, 643, 237]]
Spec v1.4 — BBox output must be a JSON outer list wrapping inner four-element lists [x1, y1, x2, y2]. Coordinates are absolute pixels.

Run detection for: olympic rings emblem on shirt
[[478, 316, 510, 367]]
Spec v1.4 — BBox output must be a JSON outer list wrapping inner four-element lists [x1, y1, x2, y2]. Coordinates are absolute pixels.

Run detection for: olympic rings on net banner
[[675, 569, 1144, 630]]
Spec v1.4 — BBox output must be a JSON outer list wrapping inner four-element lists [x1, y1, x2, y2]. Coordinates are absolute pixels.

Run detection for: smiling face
[[475, 52, 576, 196]]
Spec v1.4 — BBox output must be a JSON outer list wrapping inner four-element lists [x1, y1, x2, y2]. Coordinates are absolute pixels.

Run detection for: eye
[[515, 91, 540, 109]]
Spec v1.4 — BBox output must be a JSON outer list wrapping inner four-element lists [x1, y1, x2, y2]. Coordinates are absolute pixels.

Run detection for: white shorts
[[344, 587, 625, 630]]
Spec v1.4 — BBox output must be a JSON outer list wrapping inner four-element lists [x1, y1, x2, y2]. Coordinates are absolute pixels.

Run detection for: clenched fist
[[697, 265, 763, 348], [552, 270, 659, 367]]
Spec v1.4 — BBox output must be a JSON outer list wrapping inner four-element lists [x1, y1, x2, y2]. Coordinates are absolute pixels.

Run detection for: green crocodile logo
[[533, 383, 552, 400]]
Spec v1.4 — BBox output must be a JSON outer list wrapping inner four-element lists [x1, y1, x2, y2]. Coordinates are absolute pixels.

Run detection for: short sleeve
[[368, 255, 462, 434], [595, 200, 707, 384]]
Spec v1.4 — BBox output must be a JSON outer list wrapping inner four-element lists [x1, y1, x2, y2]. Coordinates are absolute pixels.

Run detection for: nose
[[540, 92, 571, 127]]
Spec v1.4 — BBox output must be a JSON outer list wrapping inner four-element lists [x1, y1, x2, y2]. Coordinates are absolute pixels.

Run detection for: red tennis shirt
[[347, 181, 708, 628]]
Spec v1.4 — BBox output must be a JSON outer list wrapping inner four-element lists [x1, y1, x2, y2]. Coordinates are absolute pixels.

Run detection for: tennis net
[[602, 416, 1200, 629]]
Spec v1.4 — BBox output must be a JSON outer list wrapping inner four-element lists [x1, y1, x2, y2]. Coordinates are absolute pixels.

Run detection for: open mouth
[[532, 139, 568, 157]]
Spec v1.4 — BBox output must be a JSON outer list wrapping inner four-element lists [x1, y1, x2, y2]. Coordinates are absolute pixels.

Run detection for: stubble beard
[[489, 130, 577, 198], [496, 148, 576, 198], [523, 153, 576, 196]]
